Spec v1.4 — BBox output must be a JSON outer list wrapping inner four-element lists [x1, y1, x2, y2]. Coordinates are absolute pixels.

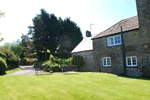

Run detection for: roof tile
[[92, 16, 139, 39]]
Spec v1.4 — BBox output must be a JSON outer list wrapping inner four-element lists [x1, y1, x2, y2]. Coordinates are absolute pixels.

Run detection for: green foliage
[[42, 54, 61, 72], [64, 57, 73, 65], [3, 40, 25, 57], [21, 34, 35, 58], [30, 8, 83, 60], [0, 57, 7, 75], [72, 56, 83, 70], [58, 18, 83, 57], [42, 61, 60, 72], [21, 58, 38, 65], [49, 54, 60, 63], [0, 47, 19, 69], [0, 51, 6, 60]]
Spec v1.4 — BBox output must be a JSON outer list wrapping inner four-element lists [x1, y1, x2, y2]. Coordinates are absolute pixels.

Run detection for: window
[[107, 35, 121, 47], [126, 56, 137, 67], [102, 57, 111, 67]]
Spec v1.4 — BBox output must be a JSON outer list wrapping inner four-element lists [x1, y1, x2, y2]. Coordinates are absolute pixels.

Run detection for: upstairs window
[[102, 57, 111, 67], [126, 56, 137, 67], [107, 35, 121, 47]]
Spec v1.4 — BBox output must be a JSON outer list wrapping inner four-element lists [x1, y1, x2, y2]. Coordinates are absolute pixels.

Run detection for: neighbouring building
[[71, 31, 95, 71], [71, 0, 150, 77]]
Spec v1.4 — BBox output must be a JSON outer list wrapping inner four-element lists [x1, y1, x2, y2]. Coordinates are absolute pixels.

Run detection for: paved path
[[7, 66, 35, 76]]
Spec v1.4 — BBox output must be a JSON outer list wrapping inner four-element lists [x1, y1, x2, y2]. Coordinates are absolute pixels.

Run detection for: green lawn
[[0, 73, 150, 100], [6, 67, 22, 74]]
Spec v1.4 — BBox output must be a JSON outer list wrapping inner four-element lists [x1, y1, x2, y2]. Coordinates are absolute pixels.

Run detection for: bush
[[0, 47, 19, 69], [52, 64, 61, 72], [64, 57, 73, 65], [20, 58, 38, 65], [0, 51, 6, 60], [42, 60, 61, 72], [0, 57, 7, 75], [49, 54, 60, 63], [25, 58, 37, 65], [72, 56, 83, 70]]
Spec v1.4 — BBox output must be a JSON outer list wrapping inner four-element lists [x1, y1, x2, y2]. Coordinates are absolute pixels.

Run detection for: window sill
[[102, 66, 111, 68], [126, 66, 138, 68], [107, 44, 122, 47]]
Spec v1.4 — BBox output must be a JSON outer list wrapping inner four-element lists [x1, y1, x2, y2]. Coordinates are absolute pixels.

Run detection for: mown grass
[[0, 73, 150, 100], [6, 67, 22, 74]]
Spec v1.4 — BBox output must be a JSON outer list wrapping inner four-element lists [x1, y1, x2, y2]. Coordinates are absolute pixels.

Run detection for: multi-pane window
[[102, 57, 111, 67], [107, 35, 121, 47], [126, 56, 137, 67]]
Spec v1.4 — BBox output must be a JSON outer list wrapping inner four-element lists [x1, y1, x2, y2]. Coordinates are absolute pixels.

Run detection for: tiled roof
[[92, 16, 139, 39], [71, 34, 97, 53]]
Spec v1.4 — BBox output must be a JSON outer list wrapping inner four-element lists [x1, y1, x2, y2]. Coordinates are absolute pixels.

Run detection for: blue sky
[[0, 0, 137, 45]]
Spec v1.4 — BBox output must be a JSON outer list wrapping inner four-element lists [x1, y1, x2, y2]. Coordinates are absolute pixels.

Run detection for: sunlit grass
[[6, 67, 21, 74], [0, 73, 150, 100]]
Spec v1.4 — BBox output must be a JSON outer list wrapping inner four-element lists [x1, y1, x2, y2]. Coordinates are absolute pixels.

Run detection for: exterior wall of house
[[72, 50, 95, 71], [93, 0, 150, 77], [93, 29, 150, 77]]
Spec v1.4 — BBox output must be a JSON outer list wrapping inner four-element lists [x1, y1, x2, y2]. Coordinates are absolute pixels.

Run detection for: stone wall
[[92, 0, 150, 77], [93, 29, 150, 77], [72, 50, 94, 72]]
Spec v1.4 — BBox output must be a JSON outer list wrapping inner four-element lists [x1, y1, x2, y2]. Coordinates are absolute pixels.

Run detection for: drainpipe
[[121, 26, 126, 75]]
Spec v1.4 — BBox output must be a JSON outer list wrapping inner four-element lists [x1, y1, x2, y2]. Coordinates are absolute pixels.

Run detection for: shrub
[[20, 58, 38, 65], [52, 64, 61, 72], [26, 58, 38, 65], [42, 61, 61, 72], [0, 47, 19, 69], [0, 51, 6, 60], [49, 54, 60, 63], [65, 57, 73, 65], [0, 57, 7, 75], [72, 56, 83, 70], [43, 55, 61, 72]]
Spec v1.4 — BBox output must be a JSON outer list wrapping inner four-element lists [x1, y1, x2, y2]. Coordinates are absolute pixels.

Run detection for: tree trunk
[[45, 50, 47, 60]]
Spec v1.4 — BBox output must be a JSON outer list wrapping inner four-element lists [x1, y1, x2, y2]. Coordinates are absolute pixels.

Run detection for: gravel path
[[7, 66, 35, 76]]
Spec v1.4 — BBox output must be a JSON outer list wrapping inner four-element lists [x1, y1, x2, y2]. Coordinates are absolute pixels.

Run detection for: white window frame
[[126, 56, 137, 67], [107, 35, 122, 47], [102, 57, 111, 67]]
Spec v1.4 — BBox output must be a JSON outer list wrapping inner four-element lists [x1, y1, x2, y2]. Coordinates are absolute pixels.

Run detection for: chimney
[[136, 0, 150, 27], [86, 30, 92, 37]]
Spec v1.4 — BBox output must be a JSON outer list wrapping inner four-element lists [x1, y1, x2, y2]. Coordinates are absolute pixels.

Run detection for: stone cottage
[[71, 31, 95, 71], [92, 0, 150, 77], [72, 0, 150, 77]]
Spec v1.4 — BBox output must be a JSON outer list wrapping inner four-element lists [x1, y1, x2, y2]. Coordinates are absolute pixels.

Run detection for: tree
[[30, 8, 83, 59], [32, 14, 47, 59], [0, 11, 5, 42], [3, 40, 25, 58], [31, 9, 61, 60], [21, 34, 34, 58], [0, 11, 5, 18], [58, 18, 83, 57]]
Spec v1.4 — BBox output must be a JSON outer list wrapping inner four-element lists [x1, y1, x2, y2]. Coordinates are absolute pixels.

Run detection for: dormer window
[[107, 35, 122, 47]]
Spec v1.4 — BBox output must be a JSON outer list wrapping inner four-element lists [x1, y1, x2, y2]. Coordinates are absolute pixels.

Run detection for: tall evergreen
[[30, 8, 83, 59]]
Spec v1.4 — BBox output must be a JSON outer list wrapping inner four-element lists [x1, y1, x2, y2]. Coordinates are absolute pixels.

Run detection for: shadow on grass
[[120, 75, 150, 81], [63, 73, 79, 75], [36, 73, 53, 76]]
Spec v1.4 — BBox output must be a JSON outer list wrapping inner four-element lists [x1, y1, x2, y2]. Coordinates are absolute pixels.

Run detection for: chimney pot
[[86, 30, 92, 37]]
